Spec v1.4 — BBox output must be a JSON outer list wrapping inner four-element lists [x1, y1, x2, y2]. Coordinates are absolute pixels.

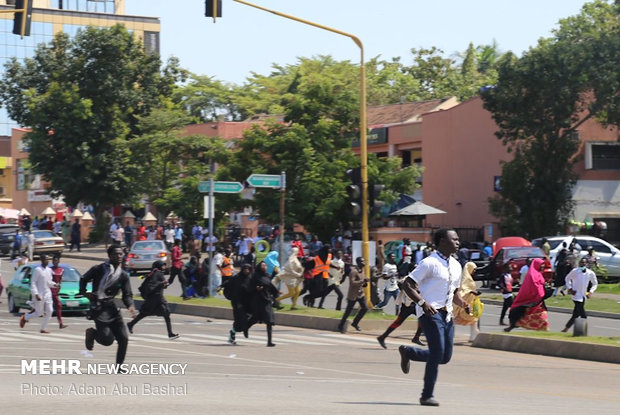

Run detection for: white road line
[[1, 332, 71, 342]]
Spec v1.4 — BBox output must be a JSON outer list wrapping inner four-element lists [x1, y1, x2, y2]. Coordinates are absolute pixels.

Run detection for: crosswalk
[[0, 328, 404, 347]]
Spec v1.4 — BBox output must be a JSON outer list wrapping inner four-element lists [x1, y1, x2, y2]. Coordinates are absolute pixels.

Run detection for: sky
[[125, 0, 591, 85]]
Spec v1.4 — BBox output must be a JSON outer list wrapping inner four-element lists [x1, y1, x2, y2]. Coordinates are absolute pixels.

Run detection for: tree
[[219, 57, 421, 239], [129, 105, 231, 220], [0, 25, 180, 218], [483, 0, 619, 238]]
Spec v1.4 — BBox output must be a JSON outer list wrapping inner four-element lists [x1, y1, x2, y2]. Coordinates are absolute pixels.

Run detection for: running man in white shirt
[[374, 253, 400, 314], [19, 254, 57, 333], [397, 229, 470, 407], [561, 257, 598, 333]]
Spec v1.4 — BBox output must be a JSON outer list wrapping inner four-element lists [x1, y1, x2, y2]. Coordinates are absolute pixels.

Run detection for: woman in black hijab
[[127, 260, 179, 340], [248, 261, 280, 346]]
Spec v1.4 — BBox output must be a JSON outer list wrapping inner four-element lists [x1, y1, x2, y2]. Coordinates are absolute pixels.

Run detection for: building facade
[[0, 0, 160, 217]]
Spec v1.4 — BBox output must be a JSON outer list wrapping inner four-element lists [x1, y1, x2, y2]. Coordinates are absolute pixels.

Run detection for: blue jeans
[[376, 288, 400, 312], [402, 310, 454, 399]]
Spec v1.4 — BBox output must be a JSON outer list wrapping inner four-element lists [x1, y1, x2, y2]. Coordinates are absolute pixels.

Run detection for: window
[[585, 142, 620, 170]]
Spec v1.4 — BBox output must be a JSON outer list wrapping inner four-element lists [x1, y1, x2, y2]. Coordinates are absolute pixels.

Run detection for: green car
[[6, 264, 91, 314]]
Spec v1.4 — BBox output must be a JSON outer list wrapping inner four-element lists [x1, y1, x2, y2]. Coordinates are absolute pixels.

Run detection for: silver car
[[126, 240, 169, 275], [533, 235, 620, 277]]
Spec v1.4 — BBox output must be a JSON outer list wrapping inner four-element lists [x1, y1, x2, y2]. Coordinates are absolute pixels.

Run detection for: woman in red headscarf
[[504, 258, 550, 332]]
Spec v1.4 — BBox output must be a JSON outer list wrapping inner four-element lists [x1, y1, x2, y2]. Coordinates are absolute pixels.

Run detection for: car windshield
[[0, 226, 19, 234], [132, 242, 164, 251], [57, 266, 82, 282], [505, 247, 545, 260], [34, 231, 56, 238]]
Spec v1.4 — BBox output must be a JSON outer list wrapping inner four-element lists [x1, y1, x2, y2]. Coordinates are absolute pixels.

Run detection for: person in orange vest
[[219, 247, 234, 285], [303, 245, 331, 307]]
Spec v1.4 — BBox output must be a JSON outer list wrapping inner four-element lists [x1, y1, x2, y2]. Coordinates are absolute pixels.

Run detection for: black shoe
[[267, 342, 276, 347], [351, 323, 362, 331], [499, 321, 507, 326], [412, 337, 425, 346], [398, 345, 410, 374], [169, 333, 180, 340], [377, 336, 387, 349], [243, 329, 249, 338], [228, 330, 236, 344], [338, 324, 346, 334], [420, 397, 439, 406], [127, 323, 133, 334], [85, 328, 96, 351]]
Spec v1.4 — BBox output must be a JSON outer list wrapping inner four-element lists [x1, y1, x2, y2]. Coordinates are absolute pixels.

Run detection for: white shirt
[[415, 249, 424, 264], [402, 245, 412, 264], [204, 235, 217, 252], [164, 228, 174, 243], [236, 237, 251, 255], [328, 257, 344, 285], [31, 265, 55, 302], [382, 263, 399, 291], [406, 252, 462, 321], [212, 253, 223, 277], [565, 267, 598, 302]]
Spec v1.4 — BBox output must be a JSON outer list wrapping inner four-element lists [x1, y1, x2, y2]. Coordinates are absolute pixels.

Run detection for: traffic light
[[205, 0, 222, 20], [12, 0, 33, 37], [346, 167, 362, 218], [369, 183, 386, 216]]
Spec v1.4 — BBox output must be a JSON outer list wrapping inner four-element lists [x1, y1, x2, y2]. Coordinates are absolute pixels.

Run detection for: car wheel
[[8, 294, 19, 313]]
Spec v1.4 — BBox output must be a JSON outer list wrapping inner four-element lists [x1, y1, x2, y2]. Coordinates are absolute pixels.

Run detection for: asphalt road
[[1, 255, 619, 414]]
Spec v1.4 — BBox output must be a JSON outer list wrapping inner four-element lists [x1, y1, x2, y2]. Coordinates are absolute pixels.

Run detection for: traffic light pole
[[232, 0, 372, 304]]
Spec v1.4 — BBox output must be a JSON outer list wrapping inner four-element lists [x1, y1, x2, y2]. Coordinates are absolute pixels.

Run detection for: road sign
[[246, 174, 282, 188], [198, 181, 243, 193]]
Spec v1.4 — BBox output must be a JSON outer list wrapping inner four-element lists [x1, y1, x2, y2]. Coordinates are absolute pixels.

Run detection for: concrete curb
[[472, 332, 620, 364], [482, 299, 620, 320]]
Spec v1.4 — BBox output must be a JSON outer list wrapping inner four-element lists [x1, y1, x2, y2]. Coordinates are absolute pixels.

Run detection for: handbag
[[471, 296, 484, 318]]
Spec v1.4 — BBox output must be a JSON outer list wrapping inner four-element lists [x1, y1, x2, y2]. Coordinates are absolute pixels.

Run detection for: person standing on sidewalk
[[80, 245, 136, 368], [19, 254, 57, 333], [561, 257, 598, 333], [69, 218, 81, 252], [50, 254, 68, 329], [397, 228, 470, 407], [168, 239, 189, 300], [337, 257, 369, 333]]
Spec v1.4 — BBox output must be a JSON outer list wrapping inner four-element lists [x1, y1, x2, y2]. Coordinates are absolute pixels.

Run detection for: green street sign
[[198, 181, 243, 193], [246, 174, 282, 188]]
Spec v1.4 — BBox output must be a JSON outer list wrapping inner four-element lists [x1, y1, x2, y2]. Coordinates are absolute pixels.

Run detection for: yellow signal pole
[[231, 0, 372, 305]]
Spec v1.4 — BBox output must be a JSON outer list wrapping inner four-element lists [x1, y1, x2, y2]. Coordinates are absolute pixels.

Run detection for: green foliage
[[483, 0, 619, 238], [0, 25, 181, 210]]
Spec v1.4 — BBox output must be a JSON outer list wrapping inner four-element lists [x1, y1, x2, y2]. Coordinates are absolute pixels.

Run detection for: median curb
[[482, 299, 620, 320], [472, 332, 620, 364]]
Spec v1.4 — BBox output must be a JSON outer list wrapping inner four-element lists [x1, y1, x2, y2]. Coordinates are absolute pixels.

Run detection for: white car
[[532, 235, 620, 277]]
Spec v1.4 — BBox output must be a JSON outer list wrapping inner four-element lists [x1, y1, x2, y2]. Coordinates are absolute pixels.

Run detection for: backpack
[[138, 277, 150, 299]]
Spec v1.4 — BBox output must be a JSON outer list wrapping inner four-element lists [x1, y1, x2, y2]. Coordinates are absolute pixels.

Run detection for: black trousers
[[565, 299, 587, 329], [94, 312, 129, 365], [168, 266, 187, 297], [338, 297, 368, 329], [500, 295, 513, 322], [319, 284, 343, 310]]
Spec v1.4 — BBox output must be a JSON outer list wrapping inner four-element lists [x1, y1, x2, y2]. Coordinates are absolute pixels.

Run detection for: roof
[[367, 97, 458, 126], [389, 202, 446, 216]]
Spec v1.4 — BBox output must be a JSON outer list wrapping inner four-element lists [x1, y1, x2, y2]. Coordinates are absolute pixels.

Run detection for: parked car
[[126, 240, 170, 275], [21, 230, 65, 256], [476, 245, 552, 287], [6, 263, 91, 314], [0, 224, 21, 256], [532, 235, 620, 277]]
